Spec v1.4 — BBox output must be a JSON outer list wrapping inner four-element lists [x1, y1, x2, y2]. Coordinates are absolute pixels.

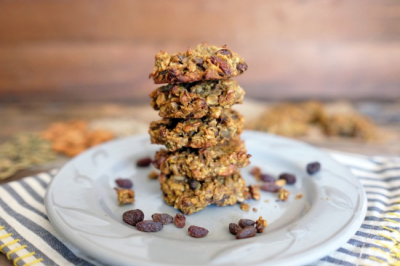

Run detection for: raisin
[[236, 62, 248, 73], [188, 226, 209, 238], [238, 219, 256, 228], [189, 179, 199, 190], [177, 54, 185, 61], [136, 220, 163, 232], [115, 178, 133, 189], [152, 213, 173, 225], [260, 174, 276, 183], [194, 57, 204, 66], [307, 162, 321, 175], [260, 183, 281, 192], [210, 56, 232, 76], [136, 157, 152, 167], [236, 226, 257, 239], [174, 213, 186, 228], [229, 223, 242, 235], [279, 173, 296, 184], [122, 209, 144, 226], [216, 49, 232, 56]]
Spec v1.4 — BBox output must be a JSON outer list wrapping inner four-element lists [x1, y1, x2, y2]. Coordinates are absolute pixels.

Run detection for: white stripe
[[9, 183, 47, 214], [23, 177, 48, 198], [37, 172, 52, 184], [351, 169, 400, 179], [0, 187, 76, 266]]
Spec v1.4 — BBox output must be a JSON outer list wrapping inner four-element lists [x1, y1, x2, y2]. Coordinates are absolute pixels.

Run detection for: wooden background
[[0, 0, 400, 103]]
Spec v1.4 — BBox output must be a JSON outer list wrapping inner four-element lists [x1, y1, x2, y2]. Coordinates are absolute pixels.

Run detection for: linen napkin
[[0, 152, 399, 266]]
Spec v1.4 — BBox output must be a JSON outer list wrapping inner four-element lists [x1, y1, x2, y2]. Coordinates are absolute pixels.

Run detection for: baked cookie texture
[[149, 109, 244, 151], [150, 79, 245, 119], [153, 138, 251, 181], [159, 172, 247, 215], [149, 43, 248, 84]]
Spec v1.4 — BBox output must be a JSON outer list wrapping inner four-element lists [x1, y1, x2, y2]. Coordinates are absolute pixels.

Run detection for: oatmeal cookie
[[159, 172, 247, 215], [150, 79, 245, 119], [149, 43, 248, 84], [153, 138, 251, 180], [149, 109, 244, 151]]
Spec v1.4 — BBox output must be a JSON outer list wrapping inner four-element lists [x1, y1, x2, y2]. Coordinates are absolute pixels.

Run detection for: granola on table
[[153, 138, 251, 181], [149, 43, 248, 84], [150, 79, 245, 119], [159, 172, 247, 215], [149, 109, 244, 151]]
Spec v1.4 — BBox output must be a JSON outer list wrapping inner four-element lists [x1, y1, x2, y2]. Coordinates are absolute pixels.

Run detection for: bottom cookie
[[159, 172, 247, 215]]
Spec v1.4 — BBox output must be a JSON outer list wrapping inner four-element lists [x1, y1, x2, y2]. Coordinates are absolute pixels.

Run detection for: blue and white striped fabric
[[0, 152, 399, 266]]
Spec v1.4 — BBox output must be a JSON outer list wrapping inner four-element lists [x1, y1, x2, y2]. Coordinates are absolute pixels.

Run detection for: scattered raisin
[[279, 173, 296, 184], [236, 62, 248, 73], [136, 220, 163, 232], [307, 162, 321, 175], [188, 226, 209, 238], [236, 226, 257, 239], [260, 183, 281, 192], [256, 216, 267, 233], [122, 209, 144, 226], [152, 213, 173, 225], [229, 223, 242, 235], [115, 178, 133, 189], [238, 219, 256, 228], [189, 179, 199, 190], [260, 174, 276, 183], [174, 213, 186, 228], [136, 157, 152, 167]]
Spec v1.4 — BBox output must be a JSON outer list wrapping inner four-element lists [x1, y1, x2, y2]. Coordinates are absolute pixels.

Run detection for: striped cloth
[[0, 152, 399, 266]]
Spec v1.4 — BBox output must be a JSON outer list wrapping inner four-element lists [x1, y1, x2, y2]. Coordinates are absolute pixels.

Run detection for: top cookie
[[149, 43, 248, 84]]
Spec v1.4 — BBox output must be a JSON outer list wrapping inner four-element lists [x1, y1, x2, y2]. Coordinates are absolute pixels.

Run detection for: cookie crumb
[[275, 179, 286, 187], [252, 207, 258, 212], [240, 203, 250, 212], [278, 188, 290, 201], [148, 171, 159, 180], [114, 188, 135, 206], [296, 193, 303, 199]]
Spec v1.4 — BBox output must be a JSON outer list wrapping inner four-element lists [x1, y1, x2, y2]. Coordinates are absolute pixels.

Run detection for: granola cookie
[[149, 43, 248, 84], [150, 79, 245, 119], [159, 172, 247, 215], [149, 109, 244, 151], [153, 138, 251, 180]]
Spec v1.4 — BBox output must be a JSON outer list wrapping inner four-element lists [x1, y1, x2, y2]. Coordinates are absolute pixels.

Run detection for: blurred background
[[1, 0, 399, 102]]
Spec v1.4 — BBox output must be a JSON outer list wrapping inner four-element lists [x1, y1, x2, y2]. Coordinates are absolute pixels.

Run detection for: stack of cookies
[[149, 43, 251, 215]]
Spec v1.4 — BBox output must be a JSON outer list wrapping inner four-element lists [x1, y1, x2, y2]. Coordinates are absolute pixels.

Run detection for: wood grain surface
[[1, 0, 400, 102]]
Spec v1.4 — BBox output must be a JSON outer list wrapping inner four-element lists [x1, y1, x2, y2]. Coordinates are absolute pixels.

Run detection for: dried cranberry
[[122, 209, 144, 226], [174, 213, 186, 228], [279, 173, 296, 184], [115, 178, 133, 189], [188, 226, 209, 238], [229, 223, 242, 235], [136, 220, 163, 232], [137, 157, 152, 167], [307, 162, 321, 175], [260, 174, 276, 183], [238, 219, 256, 228], [236, 226, 257, 239], [152, 213, 173, 225], [260, 183, 281, 192]]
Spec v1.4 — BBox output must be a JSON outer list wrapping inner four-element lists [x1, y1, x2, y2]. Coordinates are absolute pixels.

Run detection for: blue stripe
[[366, 191, 400, 199], [2, 184, 47, 220], [355, 230, 392, 241], [357, 175, 400, 182], [0, 197, 97, 266], [320, 256, 356, 266], [337, 247, 386, 261], [0, 212, 57, 266], [361, 223, 399, 232], [364, 184, 400, 192], [347, 238, 390, 252], [347, 164, 400, 174], [33, 175, 48, 190], [367, 206, 400, 213], [368, 198, 400, 206], [19, 180, 45, 205]]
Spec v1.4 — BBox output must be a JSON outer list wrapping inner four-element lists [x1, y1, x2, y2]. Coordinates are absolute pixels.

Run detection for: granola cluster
[[149, 44, 250, 214]]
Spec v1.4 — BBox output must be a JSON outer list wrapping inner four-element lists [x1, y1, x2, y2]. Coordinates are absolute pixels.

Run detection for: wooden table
[[0, 100, 399, 266]]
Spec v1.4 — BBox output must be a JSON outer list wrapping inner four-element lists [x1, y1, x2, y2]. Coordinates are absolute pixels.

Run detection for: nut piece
[[249, 185, 261, 200], [148, 171, 159, 180], [279, 173, 296, 185], [256, 216, 267, 233], [122, 209, 144, 226], [115, 178, 133, 189], [307, 162, 321, 175], [229, 223, 242, 235], [136, 220, 163, 232], [236, 226, 257, 239], [188, 226, 209, 238], [278, 188, 290, 201], [114, 188, 135, 206], [240, 203, 250, 212], [275, 179, 286, 187], [252, 208, 258, 212], [296, 193, 303, 199], [250, 166, 262, 180], [152, 213, 173, 225], [137, 157, 152, 167], [174, 213, 186, 228], [238, 219, 256, 228]]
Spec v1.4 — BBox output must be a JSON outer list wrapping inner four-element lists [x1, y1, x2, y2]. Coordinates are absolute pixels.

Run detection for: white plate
[[45, 131, 367, 266]]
